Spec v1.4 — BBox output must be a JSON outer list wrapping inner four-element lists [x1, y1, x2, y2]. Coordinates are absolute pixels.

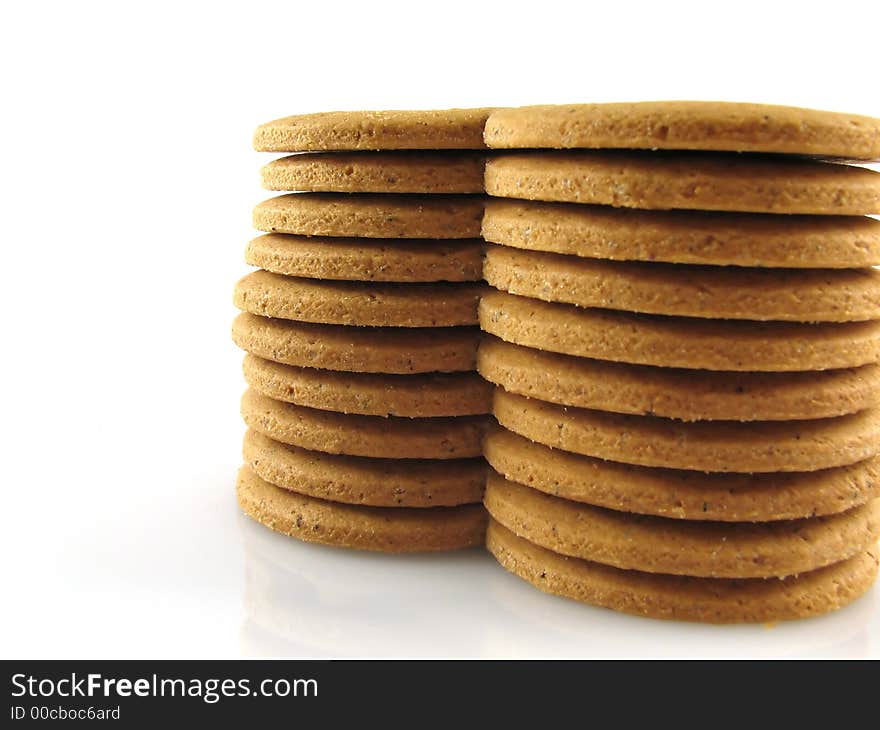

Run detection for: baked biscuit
[[246, 234, 482, 282], [487, 520, 879, 623], [244, 430, 485, 507], [483, 102, 880, 159], [493, 389, 880, 472], [484, 151, 880, 215], [243, 389, 487, 459], [261, 151, 485, 194], [238, 466, 487, 552]]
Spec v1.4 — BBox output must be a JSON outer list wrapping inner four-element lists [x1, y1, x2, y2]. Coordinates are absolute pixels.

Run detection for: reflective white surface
[[2, 1, 879, 660]]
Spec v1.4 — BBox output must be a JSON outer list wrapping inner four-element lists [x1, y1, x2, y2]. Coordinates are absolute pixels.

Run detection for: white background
[[2, 0, 879, 658]]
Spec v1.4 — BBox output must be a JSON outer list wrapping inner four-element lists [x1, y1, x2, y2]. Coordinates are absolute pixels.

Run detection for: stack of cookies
[[233, 109, 494, 552], [478, 102, 880, 622]]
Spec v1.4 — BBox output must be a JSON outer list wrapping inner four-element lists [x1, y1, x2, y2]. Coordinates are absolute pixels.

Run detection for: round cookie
[[493, 389, 880, 473], [478, 337, 880, 421], [238, 466, 487, 552], [232, 313, 480, 374], [246, 234, 482, 282], [243, 429, 485, 507], [254, 108, 493, 152], [483, 244, 880, 322], [254, 193, 484, 239], [243, 388, 487, 459], [484, 428, 880, 522], [480, 289, 880, 372], [234, 270, 482, 327], [482, 198, 880, 269], [243, 353, 492, 417], [484, 152, 880, 215], [483, 101, 880, 159], [485, 474, 880, 579], [261, 151, 485, 194], [486, 520, 879, 623]]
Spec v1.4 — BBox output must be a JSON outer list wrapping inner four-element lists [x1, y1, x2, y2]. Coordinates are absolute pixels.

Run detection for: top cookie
[[484, 101, 880, 160], [254, 108, 494, 151]]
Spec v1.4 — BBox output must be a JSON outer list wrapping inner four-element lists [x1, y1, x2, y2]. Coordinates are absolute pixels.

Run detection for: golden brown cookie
[[243, 388, 487, 459], [480, 289, 880, 372], [246, 234, 482, 282], [234, 270, 482, 327], [485, 474, 880, 579], [254, 108, 493, 151], [238, 466, 487, 552], [483, 472, 880, 578], [254, 193, 484, 239], [483, 244, 880, 322], [484, 151, 880, 215], [483, 101, 880, 159], [484, 428, 880, 522], [232, 313, 479, 374], [243, 429, 485, 507], [478, 337, 880, 421], [261, 151, 485, 193], [482, 198, 880, 269], [486, 520, 879, 623], [493, 389, 880, 473], [243, 354, 492, 417]]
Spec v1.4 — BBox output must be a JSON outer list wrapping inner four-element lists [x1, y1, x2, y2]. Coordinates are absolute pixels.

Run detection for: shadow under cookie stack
[[234, 109, 493, 552], [478, 102, 880, 622]]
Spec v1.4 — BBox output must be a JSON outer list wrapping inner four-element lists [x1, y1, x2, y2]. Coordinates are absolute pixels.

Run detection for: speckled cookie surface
[[243, 430, 485, 507], [485, 152, 880, 215], [482, 199, 880, 269], [480, 289, 880, 372], [484, 428, 880, 522], [238, 466, 487, 552], [254, 108, 493, 151], [232, 313, 480, 374], [483, 244, 880, 322], [234, 270, 482, 327], [243, 354, 492, 417], [246, 234, 483, 282], [243, 388, 487, 459], [254, 194, 484, 239], [478, 337, 880, 421], [486, 520, 879, 623], [261, 152, 485, 193], [485, 474, 880, 578], [493, 389, 880, 473], [483, 102, 880, 159]]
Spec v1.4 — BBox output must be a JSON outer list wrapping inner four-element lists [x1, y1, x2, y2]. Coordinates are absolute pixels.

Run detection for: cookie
[[480, 289, 880, 372], [238, 466, 487, 552], [484, 151, 880, 215], [246, 234, 482, 282], [261, 151, 485, 193], [486, 474, 880, 579], [232, 313, 479, 374], [493, 389, 880, 473], [254, 193, 484, 239], [482, 198, 880, 269], [243, 353, 492, 417], [234, 270, 482, 327], [243, 429, 485, 507], [254, 108, 493, 152], [486, 520, 879, 623], [483, 244, 880, 322], [478, 337, 880, 421], [242, 388, 486, 459], [484, 428, 880, 522], [483, 101, 880, 159]]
